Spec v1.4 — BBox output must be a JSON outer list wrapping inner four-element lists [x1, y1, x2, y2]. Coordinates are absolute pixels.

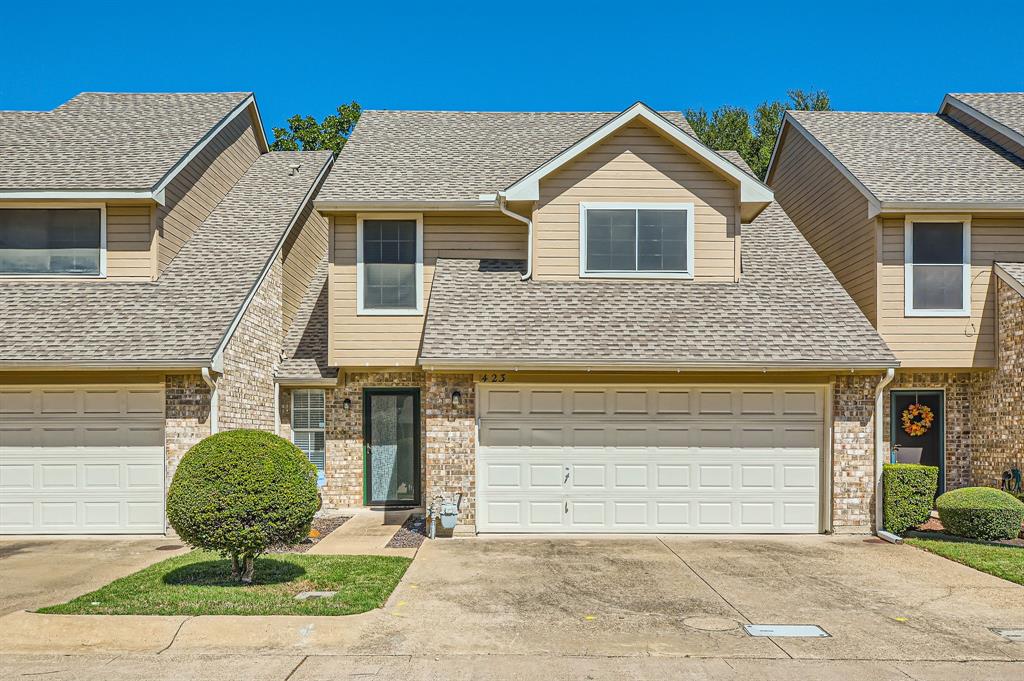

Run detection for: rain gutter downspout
[[202, 367, 220, 434], [874, 367, 896, 534], [496, 191, 532, 280]]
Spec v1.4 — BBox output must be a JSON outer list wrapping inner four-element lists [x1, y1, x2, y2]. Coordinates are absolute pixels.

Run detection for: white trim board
[[501, 102, 773, 214], [355, 212, 425, 316], [578, 202, 695, 279]]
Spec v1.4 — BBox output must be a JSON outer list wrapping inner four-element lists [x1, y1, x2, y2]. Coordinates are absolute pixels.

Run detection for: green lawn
[[905, 537, 1024, 586], [38, 550, 412, 616]]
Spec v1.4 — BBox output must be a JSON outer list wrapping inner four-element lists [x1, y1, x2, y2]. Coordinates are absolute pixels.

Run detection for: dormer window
[[580, 203, 694, 278], [904, 216, 971, 317], [0, 207, 105, 277]]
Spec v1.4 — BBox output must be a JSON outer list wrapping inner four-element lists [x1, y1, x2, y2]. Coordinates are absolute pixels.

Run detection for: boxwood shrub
[[883, 463, 939, 534], [166, 430, 319, 582], [936, 487, 1024, 541]]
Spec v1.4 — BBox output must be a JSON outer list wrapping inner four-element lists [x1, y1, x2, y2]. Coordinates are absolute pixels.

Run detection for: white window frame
[[291, 389, 326, 471], [578, 202, 695, 279], [904, 215, 971, 317], [356, 212, 424, 315], [0, 202, 107, 279]]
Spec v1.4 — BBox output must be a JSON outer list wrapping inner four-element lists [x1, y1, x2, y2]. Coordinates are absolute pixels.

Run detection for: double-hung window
[[357, 214, 423, 315], [580, 203, 694, 278], [291, 389, 326, 472], [0, 207, 105, 276], [904, 217, 971, 316]]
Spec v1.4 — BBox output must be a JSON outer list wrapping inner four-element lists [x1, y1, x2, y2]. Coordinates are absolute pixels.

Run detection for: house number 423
[[480, 373, 507, 383]]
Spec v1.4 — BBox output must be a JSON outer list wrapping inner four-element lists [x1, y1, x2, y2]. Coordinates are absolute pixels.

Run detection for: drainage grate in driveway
[[990, 628, 1024, 642], [744, 624, 830, 638]]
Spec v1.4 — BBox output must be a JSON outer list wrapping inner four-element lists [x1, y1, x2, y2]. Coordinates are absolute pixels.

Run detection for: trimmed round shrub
[[883, 463, 938, 534], [935, 487, 1024, 541], [167, 430, 319, 582]]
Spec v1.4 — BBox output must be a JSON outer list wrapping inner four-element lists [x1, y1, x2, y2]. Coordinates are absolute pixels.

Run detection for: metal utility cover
[[744, 624, 830, 638], [990, 628, 1024, 642]]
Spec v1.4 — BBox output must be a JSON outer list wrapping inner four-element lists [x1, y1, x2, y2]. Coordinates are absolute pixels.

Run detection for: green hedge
[[883, 464, 939, 534], [166, 430, 319, 581], [936, 487, 1024, 541]]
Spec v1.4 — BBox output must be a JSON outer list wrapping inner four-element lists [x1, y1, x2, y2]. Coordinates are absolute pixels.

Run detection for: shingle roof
[[716, 150, 756, 178], [420, 203, 896, 368], [788, 110, 1024, 204], [995, 262, 1024, 294], [0, 151, 332, 366], [0, 92, 253, 191], [278, 257, 337, 380], [949, 93, 1024, 139], [318, 109, 696, 202]]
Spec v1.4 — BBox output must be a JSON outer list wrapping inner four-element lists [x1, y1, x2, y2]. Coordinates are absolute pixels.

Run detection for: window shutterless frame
[[356, 212, 424, 316], [904, 215, 971, 317], [0, 202, 107, 279], [291, 389, 326, 471], [578, 202, 695, 279]]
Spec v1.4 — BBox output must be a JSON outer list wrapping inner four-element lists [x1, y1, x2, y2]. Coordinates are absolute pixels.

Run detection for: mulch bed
[[267, 515, 349, 553], [910, 513, 1024, 547], [385, 514, 428, 549]]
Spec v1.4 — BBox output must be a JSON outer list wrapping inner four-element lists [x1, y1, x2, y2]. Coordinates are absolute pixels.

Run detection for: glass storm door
[[364, 389, 420, 506]]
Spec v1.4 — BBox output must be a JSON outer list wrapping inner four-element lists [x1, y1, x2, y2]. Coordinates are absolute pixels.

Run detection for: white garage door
[[0, 384, 166, 534], [477, 385, 825, 534]]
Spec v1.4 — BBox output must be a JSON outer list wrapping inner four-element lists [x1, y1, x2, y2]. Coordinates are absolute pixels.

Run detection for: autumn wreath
[[901, 403, 935, 437]]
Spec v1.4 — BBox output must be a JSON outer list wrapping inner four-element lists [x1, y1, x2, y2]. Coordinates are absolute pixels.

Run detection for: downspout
[[496, 191, 533, 280], [874, 367, 896, 534], [201, 367, 219, 434]]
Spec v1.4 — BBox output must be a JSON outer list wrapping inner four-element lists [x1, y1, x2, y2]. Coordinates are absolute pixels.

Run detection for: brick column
[[424, 373, 477, 527], [832, 375, 877, 533]]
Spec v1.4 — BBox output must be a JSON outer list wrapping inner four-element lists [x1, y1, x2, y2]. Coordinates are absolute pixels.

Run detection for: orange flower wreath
[[901, 403, 934, 437]]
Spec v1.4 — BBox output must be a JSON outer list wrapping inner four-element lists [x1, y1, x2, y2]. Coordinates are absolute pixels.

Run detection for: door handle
[[564, 466, 570, 484]]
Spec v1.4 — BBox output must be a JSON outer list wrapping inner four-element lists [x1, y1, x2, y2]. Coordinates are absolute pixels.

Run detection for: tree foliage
[[685, 89, 830, 179], [270, 102, 361, 157]]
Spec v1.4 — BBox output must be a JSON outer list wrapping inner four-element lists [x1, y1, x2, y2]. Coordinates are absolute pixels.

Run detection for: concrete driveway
[[0, 536, 187, 615]]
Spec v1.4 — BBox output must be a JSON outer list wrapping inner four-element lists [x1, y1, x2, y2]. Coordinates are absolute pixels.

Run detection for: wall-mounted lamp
[[342, 397, 352, 412], [451, 390, 462, 407]]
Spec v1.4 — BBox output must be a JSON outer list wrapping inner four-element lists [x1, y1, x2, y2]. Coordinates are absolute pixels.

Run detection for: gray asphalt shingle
[[949, 92, 1024, 139], [278, 257, 337, 380], [318, 109, 696, 203], [420, 203, 896, 368], [788, 109, 1024, 204], [0, 92, 253, 191], [0, 151, 332, 365]]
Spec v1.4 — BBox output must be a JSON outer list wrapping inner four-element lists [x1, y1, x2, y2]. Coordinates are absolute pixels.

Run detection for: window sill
[[904, 309, 971, 318], [357, 308, 424, 317], [579, 271, 694, 280]]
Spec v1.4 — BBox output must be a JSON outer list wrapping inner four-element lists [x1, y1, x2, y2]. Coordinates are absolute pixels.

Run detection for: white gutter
[[314, 199, 497, 212], [496, 191, 533, 280], [201, 367, 220, 434], [421, 359, 899, 372], [0, 359, 210, 370], [874, 367, 896, 534]]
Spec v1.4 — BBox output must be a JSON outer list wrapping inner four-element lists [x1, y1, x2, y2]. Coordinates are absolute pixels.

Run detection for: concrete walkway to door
[[307, 508, 418, 558]]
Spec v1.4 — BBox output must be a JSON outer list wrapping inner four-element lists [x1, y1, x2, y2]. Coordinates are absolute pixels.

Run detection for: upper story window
[[0, 207, 105, 277], [904, 217, 971, 317], [357, 214, 423, 315], [580, 202, 694, 278], [291, 389, 326, 472]]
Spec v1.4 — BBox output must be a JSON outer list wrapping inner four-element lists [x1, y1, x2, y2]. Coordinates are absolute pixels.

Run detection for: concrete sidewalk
[[307, 508, 419, 558]]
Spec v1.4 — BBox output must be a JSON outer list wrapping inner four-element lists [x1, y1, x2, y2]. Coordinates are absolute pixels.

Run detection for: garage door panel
[[477, 384, 824, 534], [0, 385, 164, 534]]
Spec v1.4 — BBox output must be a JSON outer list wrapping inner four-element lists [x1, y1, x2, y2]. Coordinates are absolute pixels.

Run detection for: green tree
[[270, 101, 361, 157], [686, 89, 830, 180]]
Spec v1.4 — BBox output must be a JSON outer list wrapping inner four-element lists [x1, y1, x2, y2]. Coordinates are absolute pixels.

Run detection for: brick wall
[[218, 256, 284, 431], [970, 278, 1024, 488], [831, 375, 878, 532], [424, 373, 476, 524], [164, 373, 211, 487]]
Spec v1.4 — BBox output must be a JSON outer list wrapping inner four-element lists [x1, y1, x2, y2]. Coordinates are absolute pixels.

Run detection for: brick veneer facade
[[163, 373, 212, 488], [831, 375, 878, 532]]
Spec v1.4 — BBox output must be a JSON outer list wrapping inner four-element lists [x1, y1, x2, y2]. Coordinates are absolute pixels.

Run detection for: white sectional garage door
[[477, 385, 825, 534], [0, 384, 166, 534]]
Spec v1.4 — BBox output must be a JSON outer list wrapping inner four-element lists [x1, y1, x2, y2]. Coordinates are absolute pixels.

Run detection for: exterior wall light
[[342, 397, 352, 412], [451, 390, 462, 407]]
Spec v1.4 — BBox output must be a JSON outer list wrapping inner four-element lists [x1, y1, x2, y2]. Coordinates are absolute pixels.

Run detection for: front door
[[364, 388, 420, 507], [891, 390, 945, 492]]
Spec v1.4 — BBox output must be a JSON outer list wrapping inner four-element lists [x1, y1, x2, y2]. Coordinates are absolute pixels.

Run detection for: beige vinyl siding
[[156, 111, 261, 273], [945, 106, 1024, 161], [328, 212, 528, 367], [533, 122, 739, 282], [281, 203, 329, 335], [878, 215, 1024, 368], [769, 126, 877, 323], [105, 204, 154, 280]]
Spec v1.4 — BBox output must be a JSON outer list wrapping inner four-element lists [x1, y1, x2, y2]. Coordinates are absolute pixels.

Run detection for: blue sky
[[2, 0, 1021, 138]]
